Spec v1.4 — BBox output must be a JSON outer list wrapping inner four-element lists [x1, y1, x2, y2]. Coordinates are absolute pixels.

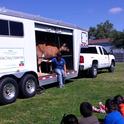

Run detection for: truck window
[[103, 48, 108, 55], [10, 21, 24, 36], [0, 20, 9, 35], [99, 47, 103, 55], [80, 47, 97, 54]]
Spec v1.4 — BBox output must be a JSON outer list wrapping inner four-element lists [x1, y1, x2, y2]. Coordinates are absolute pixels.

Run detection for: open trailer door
[[34, 23, 77, 86]]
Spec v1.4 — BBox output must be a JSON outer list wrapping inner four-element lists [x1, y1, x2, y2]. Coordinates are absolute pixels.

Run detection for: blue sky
[[0, 0, 124, 31]]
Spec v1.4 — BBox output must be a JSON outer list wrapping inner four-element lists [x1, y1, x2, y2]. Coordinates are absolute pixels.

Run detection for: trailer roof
[[0, 7, 87, 31]]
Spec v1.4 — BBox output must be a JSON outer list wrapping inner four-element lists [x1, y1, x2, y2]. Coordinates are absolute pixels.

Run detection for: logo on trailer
[[81, 32, 88, 47], [19, 61, 24, 66]]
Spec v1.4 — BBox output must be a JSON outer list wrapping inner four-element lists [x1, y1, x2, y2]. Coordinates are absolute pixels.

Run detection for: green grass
[[0, 63, 124, 124]]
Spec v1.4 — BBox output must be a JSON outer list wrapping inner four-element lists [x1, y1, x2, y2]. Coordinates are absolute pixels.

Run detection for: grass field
[[0, 62, 124, 124]]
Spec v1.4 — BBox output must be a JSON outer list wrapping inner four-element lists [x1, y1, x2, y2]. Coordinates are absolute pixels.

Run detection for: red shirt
[[119, 103, 124, 116]]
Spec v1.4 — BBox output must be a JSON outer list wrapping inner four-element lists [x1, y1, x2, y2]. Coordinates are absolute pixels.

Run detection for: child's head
[[114, 95, 124, 105], [61, 114, 78, 124], [105, 98, 118, 113], [80, 102, 93, 117]]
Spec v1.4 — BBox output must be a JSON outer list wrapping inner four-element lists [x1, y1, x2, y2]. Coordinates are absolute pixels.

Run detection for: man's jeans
[[55, 69, 65, 87]]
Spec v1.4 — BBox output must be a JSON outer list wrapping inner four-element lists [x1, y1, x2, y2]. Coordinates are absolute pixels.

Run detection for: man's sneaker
[[59, 85, 64, 88]]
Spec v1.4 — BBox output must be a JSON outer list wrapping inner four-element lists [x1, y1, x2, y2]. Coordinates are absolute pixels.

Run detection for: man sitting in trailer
[[51, 52, 67, 88]]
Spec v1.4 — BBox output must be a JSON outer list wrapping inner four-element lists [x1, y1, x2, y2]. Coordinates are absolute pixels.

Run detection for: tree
[[88, 27, 97, 39], [112, 31, 124, 48], [88, 20, 124, 48], [89, 20, 115, 39]]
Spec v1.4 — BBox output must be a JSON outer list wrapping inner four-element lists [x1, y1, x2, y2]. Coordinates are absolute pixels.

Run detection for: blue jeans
[[55, 68, 65, 86]]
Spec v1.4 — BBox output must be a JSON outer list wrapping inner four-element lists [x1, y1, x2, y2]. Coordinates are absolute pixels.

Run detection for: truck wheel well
[[92, 60, 98, 66], [112, 59, 115, 66]]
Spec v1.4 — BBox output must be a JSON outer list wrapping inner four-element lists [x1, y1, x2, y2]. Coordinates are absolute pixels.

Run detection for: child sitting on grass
[[60, 114, 78, 124], [92, 95, 124, 116], [78, 102, 99, 124], [114, 94, 124, 116], [104, 98, 124, 124]]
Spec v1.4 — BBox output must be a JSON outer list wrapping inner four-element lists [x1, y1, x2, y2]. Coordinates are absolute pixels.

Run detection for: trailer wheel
[[0, 77, 18, 104], [108, 61, 115, 72], [19, 74, 37, 98], [89, 64, 98, 78]]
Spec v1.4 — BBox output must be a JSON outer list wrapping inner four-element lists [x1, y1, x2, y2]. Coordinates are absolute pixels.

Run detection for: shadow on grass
[[36, 79, 73, 94], [77, 69, 110, 79]]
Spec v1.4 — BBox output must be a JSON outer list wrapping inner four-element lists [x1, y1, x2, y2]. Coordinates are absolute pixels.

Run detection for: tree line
[[88, 20, 124, 48]]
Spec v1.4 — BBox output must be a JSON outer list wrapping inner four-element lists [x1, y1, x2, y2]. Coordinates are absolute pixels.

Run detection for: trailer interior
[[35, 29, 74, 77]]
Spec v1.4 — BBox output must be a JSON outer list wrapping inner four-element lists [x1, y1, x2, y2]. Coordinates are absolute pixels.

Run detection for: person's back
[[79, 102, 99, 124], [104, 110, 124, 124], [104, 98, 124, 124], [79, 115, 99, 124]]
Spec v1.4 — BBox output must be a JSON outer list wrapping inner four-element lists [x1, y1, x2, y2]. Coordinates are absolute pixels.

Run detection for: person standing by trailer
[[51, 52, 66, 88]]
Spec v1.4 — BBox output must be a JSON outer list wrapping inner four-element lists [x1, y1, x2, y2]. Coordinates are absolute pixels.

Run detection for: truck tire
[[89, 64, 98, 78], [108, 61, 115, 72], [19, 74, 37, 98], [0, 77, 18, 104]]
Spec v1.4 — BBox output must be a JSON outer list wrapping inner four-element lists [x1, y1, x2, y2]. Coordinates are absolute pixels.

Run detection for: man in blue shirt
[[51, 52, 66, 88]]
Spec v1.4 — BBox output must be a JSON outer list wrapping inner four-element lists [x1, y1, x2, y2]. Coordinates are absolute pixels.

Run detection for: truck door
[[102, 47, 110, 67], [98, 47, 105, 68], [98, 47, 109, 68]]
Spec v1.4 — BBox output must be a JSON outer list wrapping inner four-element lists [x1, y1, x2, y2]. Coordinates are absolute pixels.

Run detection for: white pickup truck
[[79, 45, 115, 78]]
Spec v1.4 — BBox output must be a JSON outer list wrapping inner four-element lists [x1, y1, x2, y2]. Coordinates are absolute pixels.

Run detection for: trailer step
[[38, 70, 77, 86]]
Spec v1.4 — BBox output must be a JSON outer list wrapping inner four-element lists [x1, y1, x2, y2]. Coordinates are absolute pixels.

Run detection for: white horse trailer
[[0, 8, 88, 104]]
